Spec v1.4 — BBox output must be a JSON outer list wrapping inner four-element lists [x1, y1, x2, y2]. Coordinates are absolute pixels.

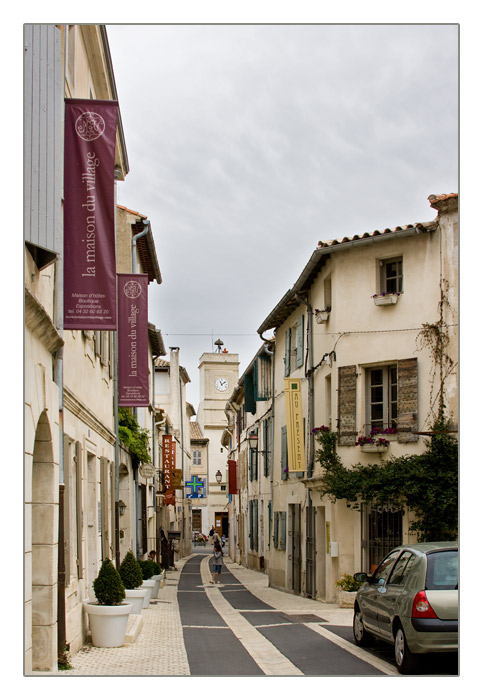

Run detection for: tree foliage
[[314, 416, 458, 542], [118, 407, 151, 466]]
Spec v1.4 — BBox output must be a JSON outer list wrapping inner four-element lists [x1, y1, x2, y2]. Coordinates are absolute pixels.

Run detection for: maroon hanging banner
[[228, 460, 238, 495], [162, 435, 176, 506], [118, 274, 149, 406], [64, 99, 119, 329]]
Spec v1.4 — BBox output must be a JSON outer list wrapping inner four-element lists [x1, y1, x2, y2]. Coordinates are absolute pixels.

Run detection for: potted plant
[[314, 306, 331, 324], [336, 574, 361, 608], [118, 550, 146, 615], [83, 558, 133, 647], [138, 559, 157, 603], [151, 560, 165, 594]]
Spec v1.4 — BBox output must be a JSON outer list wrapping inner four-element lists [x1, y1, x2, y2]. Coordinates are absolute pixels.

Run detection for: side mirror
[[353, 572, 369, 583]]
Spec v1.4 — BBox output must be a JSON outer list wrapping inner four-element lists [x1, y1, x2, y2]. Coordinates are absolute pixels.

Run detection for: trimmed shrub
[[138, 559, 156, 579], [119, 550, 143, 590], [152, 561, 162, 576], [93, 559, 126, 605]]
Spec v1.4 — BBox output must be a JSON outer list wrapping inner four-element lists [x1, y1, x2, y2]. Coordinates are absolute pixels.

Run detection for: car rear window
[[425, 550, 458, 590]]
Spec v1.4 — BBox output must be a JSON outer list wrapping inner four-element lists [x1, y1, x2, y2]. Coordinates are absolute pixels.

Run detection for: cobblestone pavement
[[56, 549, 385, 677]]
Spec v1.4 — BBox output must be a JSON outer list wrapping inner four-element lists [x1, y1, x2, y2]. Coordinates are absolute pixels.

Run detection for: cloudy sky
[[106, 23, 458, 409]]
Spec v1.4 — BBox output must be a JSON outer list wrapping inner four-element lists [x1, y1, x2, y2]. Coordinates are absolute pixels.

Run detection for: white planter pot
[[124, 588, 147, 615], [360, 444, 388, 453], [373, 294, 399, 306], [140, 585, 151, 609], [84, 601, 133, 647], [152, 574, 164, 597], [315, 311, 330, 324], [337, 590, 357, 608], [140, 579, 156, 603]]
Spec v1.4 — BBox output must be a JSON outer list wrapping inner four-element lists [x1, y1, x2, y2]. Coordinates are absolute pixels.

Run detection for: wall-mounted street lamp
[[248, 431, 271, 455], [215, 470, 223, 484], [119, 500, 127, 517]]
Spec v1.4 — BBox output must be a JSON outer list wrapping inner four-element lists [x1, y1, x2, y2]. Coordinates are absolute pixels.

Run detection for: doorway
[[288, 504, 301, 594], [30, 411, 57, 671], [215, 512, 228, 538]]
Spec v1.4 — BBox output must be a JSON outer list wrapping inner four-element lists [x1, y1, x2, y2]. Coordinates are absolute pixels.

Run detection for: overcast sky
[[106, 23, 458, 410]]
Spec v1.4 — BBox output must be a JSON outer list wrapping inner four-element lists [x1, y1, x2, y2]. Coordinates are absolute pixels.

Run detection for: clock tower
[[197, 344, 239, 537]]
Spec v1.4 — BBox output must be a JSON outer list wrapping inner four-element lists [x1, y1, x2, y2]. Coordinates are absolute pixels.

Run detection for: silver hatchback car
[[353, 543, 458, 674]]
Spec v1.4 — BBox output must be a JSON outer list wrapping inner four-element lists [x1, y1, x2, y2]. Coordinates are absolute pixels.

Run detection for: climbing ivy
[[118, 407, 151, 466], [314, 417, 458, 542]]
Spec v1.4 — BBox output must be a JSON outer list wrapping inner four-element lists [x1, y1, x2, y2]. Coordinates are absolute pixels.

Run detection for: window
[[388, 552, 416, 586], [426, 550, 458, 590], [193, 450, 202, 466], [366, 365, 397, 431], [372, 549, 401, 585], [380, 257, 403, 294]]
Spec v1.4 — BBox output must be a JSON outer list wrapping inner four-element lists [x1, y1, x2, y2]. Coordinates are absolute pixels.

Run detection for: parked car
[[352, 542, 458, 674]]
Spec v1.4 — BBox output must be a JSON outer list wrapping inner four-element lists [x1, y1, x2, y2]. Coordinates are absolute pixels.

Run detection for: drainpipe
[[295, 293, 315, 598], [130, 220, 149, 558], [114, 172, 121, 568], [55, 26, 67, 664]]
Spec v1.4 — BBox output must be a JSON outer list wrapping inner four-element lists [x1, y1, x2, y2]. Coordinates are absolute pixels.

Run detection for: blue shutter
[[284, 329, 291, 377], [281, 425, 288, 480], [280, 512, 287, 550]]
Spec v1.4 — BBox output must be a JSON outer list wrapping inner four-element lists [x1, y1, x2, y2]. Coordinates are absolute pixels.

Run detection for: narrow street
[[61, 547, 397, 676]]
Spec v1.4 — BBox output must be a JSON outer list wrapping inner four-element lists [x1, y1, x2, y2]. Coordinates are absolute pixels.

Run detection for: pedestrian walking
[[209, 525, 215, 544], [211, 542, 224, 584], [213, 531, 221, 545]]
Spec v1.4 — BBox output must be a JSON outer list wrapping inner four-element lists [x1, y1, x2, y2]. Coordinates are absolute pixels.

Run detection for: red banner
[[228, 460, 238, 495], [162, 435, 176, 506], [118, 274, 149, 406], [64, 99, 118, 329]]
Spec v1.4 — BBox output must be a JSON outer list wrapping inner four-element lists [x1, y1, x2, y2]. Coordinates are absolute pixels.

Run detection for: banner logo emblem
[[123, 280, 142, 299], [75, 111, 106, 141]]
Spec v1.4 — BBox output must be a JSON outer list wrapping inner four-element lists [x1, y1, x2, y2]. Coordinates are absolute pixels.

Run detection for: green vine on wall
[[314, 418, 458, 542], [118, 407, 151, 466]]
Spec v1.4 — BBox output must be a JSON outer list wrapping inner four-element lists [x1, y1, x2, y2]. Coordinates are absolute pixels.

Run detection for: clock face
[[215, 378, 228, 392]]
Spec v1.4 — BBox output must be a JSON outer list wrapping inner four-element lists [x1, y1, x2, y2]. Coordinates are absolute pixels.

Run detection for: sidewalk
[[59, 551, 353, 676]]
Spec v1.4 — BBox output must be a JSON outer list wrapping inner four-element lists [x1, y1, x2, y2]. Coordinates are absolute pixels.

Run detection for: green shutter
[[274, 511, 279, 548], [296, 314, 304, 368], [244, 372, 256, 414], [263, 419, 269, 476]]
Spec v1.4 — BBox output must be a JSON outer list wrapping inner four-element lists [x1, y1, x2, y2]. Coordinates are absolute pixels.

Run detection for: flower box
[[360, 444, 388, 453], [373, 293, 400, 306]]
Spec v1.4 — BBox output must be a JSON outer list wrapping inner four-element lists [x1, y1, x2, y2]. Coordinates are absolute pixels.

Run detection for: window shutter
[[296, 314, 304, 368], [254, 500, 259, 552], [284, 329, 291, 376], [281, 425, 288, 480], [397, 358, 419, 442], [263, 419, 269, 476], [273, 511, 279, 548], [244, 373, 256, 414], [280, 512, 287, 550], [248, 444, 253, 482], [338, 365, 357, 445], [268, 501, 272, 549], [249, 500, 253, 550]]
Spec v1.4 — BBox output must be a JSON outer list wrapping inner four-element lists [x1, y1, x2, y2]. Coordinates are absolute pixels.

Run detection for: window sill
[[373, 294, 400, 306]]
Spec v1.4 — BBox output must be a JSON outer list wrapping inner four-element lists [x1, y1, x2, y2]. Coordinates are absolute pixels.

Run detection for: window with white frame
[[380, 257, 403, 295], [366, 365, 398, 431], [193, 450, 202, 466]]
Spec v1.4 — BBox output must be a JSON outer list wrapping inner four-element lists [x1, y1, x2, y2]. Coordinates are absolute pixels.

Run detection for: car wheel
[[394, 624, 419, 674], [353, 609, 373, 647]]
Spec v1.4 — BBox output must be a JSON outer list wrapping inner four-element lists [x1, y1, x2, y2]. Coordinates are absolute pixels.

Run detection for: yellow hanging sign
[[284, 378, 306, 472]]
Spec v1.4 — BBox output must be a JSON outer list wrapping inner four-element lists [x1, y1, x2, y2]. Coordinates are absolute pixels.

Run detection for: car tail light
[[412, 591, 437, 618]]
